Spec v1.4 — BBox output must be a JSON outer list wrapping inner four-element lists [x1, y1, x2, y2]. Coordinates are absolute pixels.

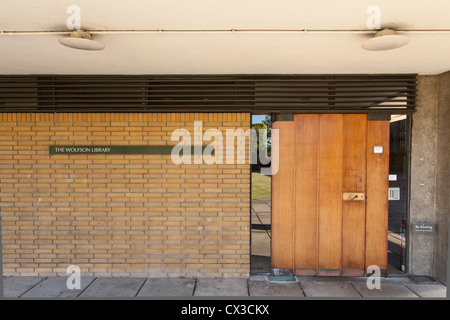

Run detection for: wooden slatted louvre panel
[[365, 121, 390, 271], [0, 75, 415, 114], [341, 114, 368, 276], [271, 120, 296, 273], [272, 114, 390, 276], [293, 115, 319, 275]]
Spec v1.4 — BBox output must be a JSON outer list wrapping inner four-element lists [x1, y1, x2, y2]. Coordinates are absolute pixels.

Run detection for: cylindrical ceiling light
[[59, 30, 105, 51], [362, 28, 408, 51]]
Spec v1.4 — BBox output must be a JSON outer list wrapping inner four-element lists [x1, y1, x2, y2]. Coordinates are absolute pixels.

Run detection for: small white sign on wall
[[373, 146, 383, 154]]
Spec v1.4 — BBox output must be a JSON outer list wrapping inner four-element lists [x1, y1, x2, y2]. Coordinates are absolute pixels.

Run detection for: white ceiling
[[1, 0, 450, 75]]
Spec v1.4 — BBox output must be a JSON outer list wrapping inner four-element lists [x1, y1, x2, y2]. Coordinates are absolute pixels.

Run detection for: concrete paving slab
[[258, 218, 271, 226], [251, 199, 267, 204], [249, 275, 267, 281], [249, 280, 304, 297], [408, 275, 439, 284], [79, 277, 146, 298], [3, 277, 43, 298], [297, 277, 361, 298], [252, 200, 270, 206], [254, 208, 271, 215], [194, 278, 248, 296], [251, 231, 270, 256], [350, 279, 419, 298], [403, 283, 447, 298], [254, 211, 271, 224], [252, 204, 271, 213], [21, 276, 96, 298], [347, 276, 414, 284], [137, 277, 195, 297]]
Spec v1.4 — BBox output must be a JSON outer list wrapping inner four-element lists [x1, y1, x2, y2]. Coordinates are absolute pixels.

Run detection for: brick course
[[0, 113, 251, 277]]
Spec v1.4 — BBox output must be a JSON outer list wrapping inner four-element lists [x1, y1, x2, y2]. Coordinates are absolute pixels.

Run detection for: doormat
[[408, 275, 439, 284], [267, 275, 295, 282]]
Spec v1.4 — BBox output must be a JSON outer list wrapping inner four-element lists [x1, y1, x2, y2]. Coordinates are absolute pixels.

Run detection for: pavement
[[2, 275, 447, 298]]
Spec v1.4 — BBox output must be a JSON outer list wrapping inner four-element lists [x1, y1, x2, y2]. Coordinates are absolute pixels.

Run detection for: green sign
[[49, 145, 209, 155]]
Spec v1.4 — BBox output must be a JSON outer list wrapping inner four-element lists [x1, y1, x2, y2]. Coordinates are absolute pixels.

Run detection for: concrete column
[[410, 75, 438, 277], [410, 73, 450, 284], [435, 72, 450, 284]]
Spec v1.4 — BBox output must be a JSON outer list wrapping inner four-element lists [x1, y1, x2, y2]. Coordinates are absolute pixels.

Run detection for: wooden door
[[272, 114, 389, 276]]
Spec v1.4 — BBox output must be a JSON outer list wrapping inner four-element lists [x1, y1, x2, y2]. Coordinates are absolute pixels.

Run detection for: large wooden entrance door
[[272, 114, 389, 276]]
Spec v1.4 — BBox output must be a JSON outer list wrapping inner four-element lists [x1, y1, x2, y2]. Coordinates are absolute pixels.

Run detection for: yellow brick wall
[[0, 113, 251, 277]]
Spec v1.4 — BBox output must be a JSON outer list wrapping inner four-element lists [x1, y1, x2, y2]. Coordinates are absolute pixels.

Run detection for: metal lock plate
[[342, 193, 365, 201]]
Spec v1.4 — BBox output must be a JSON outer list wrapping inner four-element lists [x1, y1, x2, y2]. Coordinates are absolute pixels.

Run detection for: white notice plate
[[374, 146, 383, 154], [389, 174, 397, 181], [389, 187, 400, 200]]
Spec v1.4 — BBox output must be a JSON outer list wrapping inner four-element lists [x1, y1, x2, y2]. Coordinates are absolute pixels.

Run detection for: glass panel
[[251, 115, 272, 274], [388, 115, 409, 274]]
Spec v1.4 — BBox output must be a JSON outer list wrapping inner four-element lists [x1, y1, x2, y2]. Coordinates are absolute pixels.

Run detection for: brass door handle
[[342, 192, 365, 201]]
